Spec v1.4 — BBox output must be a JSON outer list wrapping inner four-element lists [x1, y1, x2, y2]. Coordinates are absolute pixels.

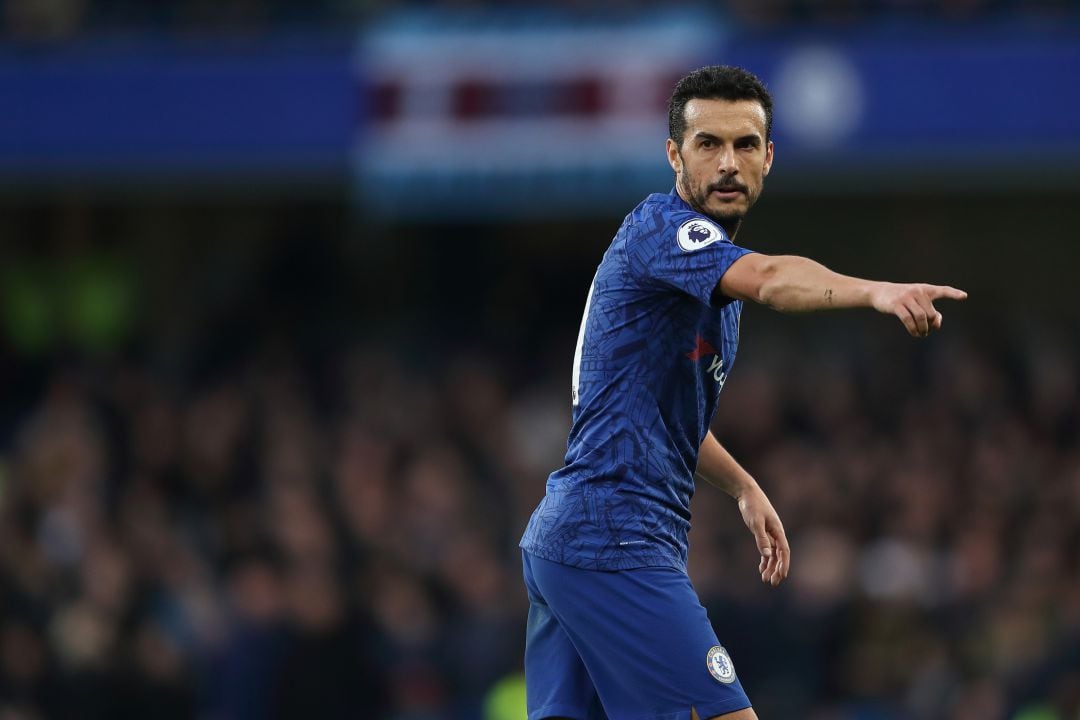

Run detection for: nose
[[717, 144, 738, 175]]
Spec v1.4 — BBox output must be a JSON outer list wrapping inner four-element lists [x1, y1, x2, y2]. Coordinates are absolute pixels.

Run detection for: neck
[[715, 216, 741, 239]]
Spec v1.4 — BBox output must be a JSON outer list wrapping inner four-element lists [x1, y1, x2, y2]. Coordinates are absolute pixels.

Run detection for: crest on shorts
[[706, 645, 736, 684], [677, 219, 724, 252]]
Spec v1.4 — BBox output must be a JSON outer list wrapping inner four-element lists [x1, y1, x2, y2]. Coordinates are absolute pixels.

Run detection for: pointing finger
[[931, 286, 967, 301]]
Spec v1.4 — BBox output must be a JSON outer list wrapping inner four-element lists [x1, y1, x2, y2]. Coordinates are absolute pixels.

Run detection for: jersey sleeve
[[626, 210, 754, 307]]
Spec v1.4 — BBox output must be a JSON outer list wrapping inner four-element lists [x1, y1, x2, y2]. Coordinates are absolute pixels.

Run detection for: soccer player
[[518, 65, 967, 720]]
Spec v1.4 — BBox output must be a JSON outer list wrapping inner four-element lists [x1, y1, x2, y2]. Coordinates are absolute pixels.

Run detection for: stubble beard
[[677, 166, 756, 239]]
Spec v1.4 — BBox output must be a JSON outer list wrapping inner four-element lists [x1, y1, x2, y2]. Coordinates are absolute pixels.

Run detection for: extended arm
[[718, 253, 967, 337], [697, 431, 789, 586]]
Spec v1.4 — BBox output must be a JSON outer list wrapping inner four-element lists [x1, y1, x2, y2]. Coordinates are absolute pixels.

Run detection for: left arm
[[697, 431, 790, 586]]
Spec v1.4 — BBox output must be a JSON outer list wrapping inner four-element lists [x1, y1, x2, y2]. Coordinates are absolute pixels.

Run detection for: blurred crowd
[[1, 301, 1078, 719], [701, 326, 1080, 719], [3, 0, 1077, 41], [0, 344, 533, 720]]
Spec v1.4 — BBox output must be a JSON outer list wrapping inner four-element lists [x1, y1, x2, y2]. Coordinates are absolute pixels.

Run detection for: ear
[[666, 138, 681, 173], [762, 140, 774, 177]]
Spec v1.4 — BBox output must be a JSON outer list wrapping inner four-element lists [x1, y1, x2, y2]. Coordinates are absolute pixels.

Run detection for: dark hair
[[668, 65, 773, 146]]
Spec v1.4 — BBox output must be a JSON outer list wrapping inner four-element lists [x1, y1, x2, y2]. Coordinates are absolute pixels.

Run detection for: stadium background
[[3, 1, 1080, 719]]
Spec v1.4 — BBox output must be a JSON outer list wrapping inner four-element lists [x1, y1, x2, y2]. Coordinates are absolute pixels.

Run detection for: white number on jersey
[[571, 278, 596, 407]]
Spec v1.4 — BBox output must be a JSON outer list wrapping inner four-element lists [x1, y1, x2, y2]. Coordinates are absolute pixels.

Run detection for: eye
[[700, 138, 715, 149]]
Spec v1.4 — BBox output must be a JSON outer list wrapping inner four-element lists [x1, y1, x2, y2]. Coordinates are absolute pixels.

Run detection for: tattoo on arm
[[825, 288, 834, 305]]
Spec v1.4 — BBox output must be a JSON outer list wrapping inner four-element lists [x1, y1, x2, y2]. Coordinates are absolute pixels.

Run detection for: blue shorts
[[522, 550, 752, 720]]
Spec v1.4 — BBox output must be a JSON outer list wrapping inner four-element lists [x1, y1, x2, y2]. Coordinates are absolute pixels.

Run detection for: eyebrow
[[693, 131, 762, 146]]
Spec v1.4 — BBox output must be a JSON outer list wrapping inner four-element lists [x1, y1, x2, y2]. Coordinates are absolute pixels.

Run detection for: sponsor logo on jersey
[[686, 335, 716, 362], [686, 335, 728, 387], [677, 218, 724, 252], [706, 645, 736, 684]]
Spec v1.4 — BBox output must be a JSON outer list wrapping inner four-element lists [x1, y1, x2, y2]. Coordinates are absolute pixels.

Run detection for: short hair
[[667, 65, 774, 147]]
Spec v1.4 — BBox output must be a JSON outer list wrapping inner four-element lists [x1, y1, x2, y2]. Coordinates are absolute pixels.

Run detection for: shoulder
[[630, 195, 730, 255]]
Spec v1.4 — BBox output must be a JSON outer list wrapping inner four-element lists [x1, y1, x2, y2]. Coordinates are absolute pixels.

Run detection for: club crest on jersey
[[677, 218, 723, 252], [706, 645, 736, 684]]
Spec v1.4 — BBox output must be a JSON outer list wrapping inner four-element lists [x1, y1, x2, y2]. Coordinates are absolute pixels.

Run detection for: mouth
[[710, 187, 746, 201]]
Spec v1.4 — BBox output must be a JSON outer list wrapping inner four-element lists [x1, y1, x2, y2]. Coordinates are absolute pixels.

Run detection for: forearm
[[696, 431, 759, 499], [721, 253, 887, 313], [749, 254, 880, 313], [720, 252, 967, 336], [699, 432, 790, 585]]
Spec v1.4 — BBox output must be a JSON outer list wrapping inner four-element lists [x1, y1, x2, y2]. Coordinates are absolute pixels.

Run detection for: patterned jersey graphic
[[520, 189, 752, 571]]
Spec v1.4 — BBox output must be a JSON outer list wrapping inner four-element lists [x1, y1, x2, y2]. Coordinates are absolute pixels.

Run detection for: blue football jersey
[[520, 189, 753, 571]]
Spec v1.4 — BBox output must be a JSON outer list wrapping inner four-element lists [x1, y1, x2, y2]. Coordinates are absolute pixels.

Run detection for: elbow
[[753, 258, 784, 308], [755, 257, 807, 314], [757, 280, 779, 308]]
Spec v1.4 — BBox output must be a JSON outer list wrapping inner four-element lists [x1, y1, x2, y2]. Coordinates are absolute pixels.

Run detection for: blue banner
[[2, 35, 357, 180], [1, 14, 1078, 212]]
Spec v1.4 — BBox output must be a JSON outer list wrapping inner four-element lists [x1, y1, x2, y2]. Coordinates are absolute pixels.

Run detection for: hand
[[870, 282, 967, 337], [737, 485, 790, 587]]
